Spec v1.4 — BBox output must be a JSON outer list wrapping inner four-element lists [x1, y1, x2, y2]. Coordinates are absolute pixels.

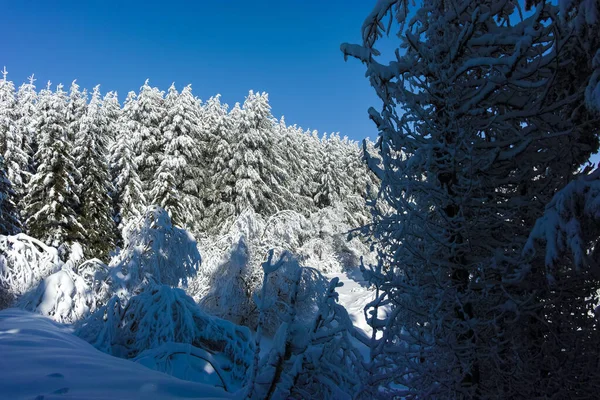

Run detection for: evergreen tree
[[0, 67, 29, 197], [23, 82, 83, 249], [132, 79, 165, 193], [74, 85, 115, 260], [343, 1, 600, 397], [65, 80, 88, 144], [102, 90, 120, 143], [150, 84, 202, 228], [0, 155, 21, 235], [200, 94, 234, 230], [16, 74, 38, 177], [313, 133, 346, 208], [230, 91, 289, 215], [110, 92, 146, 235]]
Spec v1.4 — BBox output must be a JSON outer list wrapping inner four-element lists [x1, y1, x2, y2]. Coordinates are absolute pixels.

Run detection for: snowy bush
[[110, 206, 201, 296], [76, 284, 254, 386], [0, 234, 61, 301], [18, 266, 98, 324], [246, 252, 365, 399]]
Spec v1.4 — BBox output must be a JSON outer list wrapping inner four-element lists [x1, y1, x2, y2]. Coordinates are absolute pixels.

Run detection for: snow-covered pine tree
[[150, 84, 202, 228], [0, 155, 21, 235], [102, 91, 121, 144], [65, 80, 88, 144], [0, 68, 29, 198], [15, 74, 37, 178], [210, 101, 242, 230], [342, 0, 600, 397], [132, 79, 165, 193], [230, 91, 289, 216], [74, 85, 115, 260], [313, 133, 346, 208], [110, 92, 146, 235], [201, 95, 235, 232], [274, 117, 314, 213], [23, 82, 84, 250]]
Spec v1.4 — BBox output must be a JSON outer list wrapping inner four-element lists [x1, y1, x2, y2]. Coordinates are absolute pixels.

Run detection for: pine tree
[[230, 91, 289, 215], [150, 84, 202, 228], [342, 1, 600, 397], [102, 90, 120, 143], [65, 80, 88, 144], [23, 82, 83, 249], [0, 67, 29, 197], [313, 133, 346, 208], [201, 94, 234, 230], [132, 79, 165, 193], [110, 91, 146, 234], [0, 155, 21, 235], [16, 74, 37, 177], [74, 85, 115, 260]]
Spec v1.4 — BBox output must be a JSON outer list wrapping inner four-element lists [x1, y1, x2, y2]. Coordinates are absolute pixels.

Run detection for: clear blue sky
[[2, 0, 383, 142]]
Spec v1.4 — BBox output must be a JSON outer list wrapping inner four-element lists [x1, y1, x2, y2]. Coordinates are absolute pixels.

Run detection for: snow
[[0, 309, 230, 399]]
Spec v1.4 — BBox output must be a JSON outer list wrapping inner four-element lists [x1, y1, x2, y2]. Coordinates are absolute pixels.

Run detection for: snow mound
[[0, 309, 230, 399]]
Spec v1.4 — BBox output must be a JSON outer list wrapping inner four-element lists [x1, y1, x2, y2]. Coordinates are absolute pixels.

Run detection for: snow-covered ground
[[0, 309, 231, 400], [0, 269, 375, 399]]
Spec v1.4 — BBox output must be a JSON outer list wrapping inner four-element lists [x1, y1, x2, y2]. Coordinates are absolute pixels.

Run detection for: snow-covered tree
[[342, 0, 600, 397], [101, 90, 121, 143], [74, 85, 115, 260], [0, 156, 21, 235], [15, 74, 37, 177], [108, 206, 200, 296], [314, 133, 346, 208], [230, 91, 289, 216], [23, 83, 83, 250], [110, 92, 146, 234], [0, 68, 29, 197], [150, 84, 202, 228], [65, 80, 88, 144], [131, 80, 165, 193]]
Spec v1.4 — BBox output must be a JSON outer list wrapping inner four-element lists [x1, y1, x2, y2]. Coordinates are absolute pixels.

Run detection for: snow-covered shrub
[[198, 238, 258, 327], [110, 206, 201, 296], [0, 234, 61, 301], [76, 284, 254, 386], [258, 254, 327, 336], [246, 252, 365, 399], [18, 266, 98, 324]]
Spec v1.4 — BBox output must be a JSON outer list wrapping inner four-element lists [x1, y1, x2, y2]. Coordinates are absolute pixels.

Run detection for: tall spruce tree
[[65, 80, 88, 144], [230, 91, 289, 215], [74, 85, 115, 260], [16, 74, 38, 178], [132, 79, 165, 193], [102, 91, 121, 144], [343, 0, 600, 397], [150, 84, 202, 228], [23, 83, 83, 248], [0, 155, 21, 235], [110, 91, 146, 235], [0, 68, 29, 197]]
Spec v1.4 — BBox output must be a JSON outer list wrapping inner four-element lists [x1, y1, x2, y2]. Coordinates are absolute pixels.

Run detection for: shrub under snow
[[76, 284, 255, 387], [110, 206, 201, 296], [0, 234, 61, 304]]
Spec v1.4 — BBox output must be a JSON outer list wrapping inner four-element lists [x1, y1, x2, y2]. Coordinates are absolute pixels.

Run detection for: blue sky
[[2, 0, 383, 142]]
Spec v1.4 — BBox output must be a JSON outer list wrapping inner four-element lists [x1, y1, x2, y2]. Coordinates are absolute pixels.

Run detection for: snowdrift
[[0, 309, 230, 400]]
